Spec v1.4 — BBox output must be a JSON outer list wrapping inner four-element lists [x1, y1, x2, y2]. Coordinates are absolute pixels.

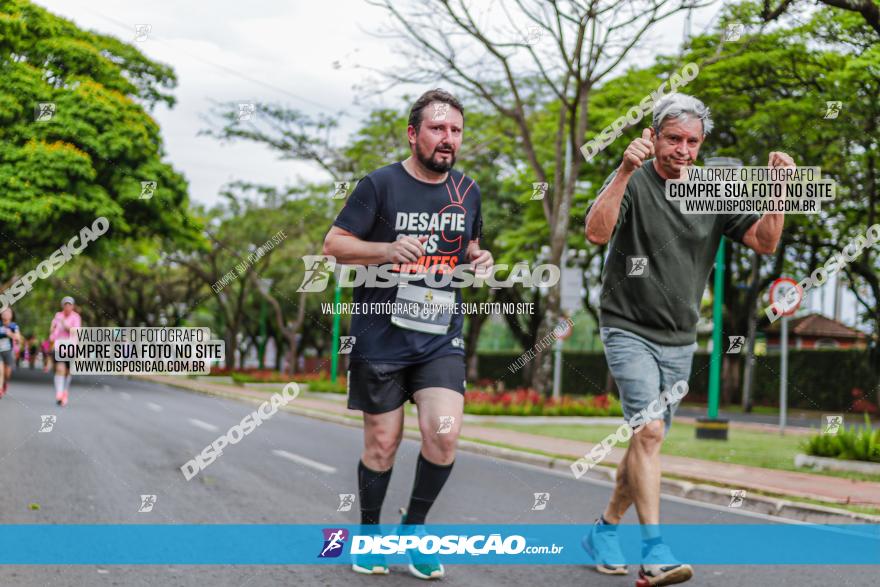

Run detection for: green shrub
[[230, 370, 290, 384], [801, 413, 880, 463], [304, 378, 346, 394]]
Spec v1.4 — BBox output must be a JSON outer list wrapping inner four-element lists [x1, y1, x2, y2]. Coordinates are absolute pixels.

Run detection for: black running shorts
[[53, 351, 69, 370], [347, 354, 466, 414]]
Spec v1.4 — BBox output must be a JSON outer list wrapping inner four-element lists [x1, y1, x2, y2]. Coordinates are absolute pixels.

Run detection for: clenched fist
[[386, 235, 428, 264], [768, 151, 796, 169]]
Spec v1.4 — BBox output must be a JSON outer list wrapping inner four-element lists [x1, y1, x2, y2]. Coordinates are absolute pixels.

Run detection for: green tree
[[688, 5, 880, 404], [759, 0, 880, 38], [580, 3, 879, 405], [0, 0, 198, 282], [46, 239, 206, 327]]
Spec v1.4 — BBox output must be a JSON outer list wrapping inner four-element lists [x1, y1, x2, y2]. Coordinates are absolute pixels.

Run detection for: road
[[0, 367, 874, 586]]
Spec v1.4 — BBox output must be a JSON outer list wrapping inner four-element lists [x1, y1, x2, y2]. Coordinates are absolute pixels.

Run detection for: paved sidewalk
[[139, 376, 880, 508]]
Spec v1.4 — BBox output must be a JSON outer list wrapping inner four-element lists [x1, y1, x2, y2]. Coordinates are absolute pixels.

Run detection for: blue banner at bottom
[[0, 524, 877, 564]]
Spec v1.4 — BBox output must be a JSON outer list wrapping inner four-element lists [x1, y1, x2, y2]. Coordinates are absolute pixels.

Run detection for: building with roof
[[761, 313, 869, 350]]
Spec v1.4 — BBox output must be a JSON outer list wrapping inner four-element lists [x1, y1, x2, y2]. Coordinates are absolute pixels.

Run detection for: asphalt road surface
[[0, 367, 874, 586]]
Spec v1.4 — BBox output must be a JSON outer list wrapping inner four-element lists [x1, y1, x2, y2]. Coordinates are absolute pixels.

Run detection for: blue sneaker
[[582, 519, 628, 575], [399, 508, 445, 580], [351, 551, 389, 575], [639, 542, 693, 585]]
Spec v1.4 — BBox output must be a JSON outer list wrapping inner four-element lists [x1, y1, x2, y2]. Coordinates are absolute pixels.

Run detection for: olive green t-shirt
[[590, 160, 759, 346]]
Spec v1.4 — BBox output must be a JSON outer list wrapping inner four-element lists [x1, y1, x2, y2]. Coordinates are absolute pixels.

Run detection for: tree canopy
[[0, 0, 199, 280]]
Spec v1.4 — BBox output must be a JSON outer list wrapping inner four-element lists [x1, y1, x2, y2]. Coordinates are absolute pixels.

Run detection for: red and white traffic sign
[[554, 318, 573, 340], [769, 277, 802, 317]]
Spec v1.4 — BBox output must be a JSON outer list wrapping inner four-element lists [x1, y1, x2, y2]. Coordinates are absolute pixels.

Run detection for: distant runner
[[27, 336, 38, 369], [41, 338, 53, 372], [0, 308, 23, 398], [49, 296, 82, 406]]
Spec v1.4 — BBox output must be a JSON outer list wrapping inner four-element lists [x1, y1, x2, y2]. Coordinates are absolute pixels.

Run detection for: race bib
[[390, 284, 455, 335], [0, 338, 11, 352]]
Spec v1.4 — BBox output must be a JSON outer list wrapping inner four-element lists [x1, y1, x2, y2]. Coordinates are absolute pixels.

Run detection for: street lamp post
[[330, 283, 341, 382], [695, 157, 742, 441]]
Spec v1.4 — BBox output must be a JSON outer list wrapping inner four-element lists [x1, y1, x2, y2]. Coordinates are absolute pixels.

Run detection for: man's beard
[[417, 143, 456, 173]]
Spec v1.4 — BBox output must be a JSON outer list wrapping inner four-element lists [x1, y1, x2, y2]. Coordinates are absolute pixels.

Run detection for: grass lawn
[[680, 402, 782, 416], [480, 421, 880, 484], [679, 403, 880, 426]]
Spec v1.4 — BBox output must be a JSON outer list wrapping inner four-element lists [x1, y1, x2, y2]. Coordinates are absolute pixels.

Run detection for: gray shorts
[[600, 326, 696, 433], [0, 350, 14, 366]]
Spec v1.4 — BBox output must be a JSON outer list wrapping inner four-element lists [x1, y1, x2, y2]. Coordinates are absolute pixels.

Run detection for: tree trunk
[[721, 354, 741, 406], [530, 270, 563, 394], [284, 329, 298, 376], [224, 331, 236, 370], [605, 369, 616, 396], [274, 339, 284, 371], [739, 249, 763, 411], [741, 313, 759, 412]]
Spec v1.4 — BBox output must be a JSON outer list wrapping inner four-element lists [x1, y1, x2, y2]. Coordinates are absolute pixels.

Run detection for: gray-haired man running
[[583, 93, 793, 586]]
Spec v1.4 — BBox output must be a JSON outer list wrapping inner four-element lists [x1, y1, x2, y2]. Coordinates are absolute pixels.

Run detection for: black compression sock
[[598, 515, 617, 528], [358, 460, 393, 526], [403, 452, 454, 525]]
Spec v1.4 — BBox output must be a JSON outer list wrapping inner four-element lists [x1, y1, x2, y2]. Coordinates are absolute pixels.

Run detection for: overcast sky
[[38, 1, 726, 207], [38, 0, 412, 206]]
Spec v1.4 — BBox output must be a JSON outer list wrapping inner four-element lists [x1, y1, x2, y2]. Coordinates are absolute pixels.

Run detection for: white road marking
[[272, 449, 337, 474], [147, 402, 163, 412], [120, 391, 132, 400], [188, 418, 219, 432]]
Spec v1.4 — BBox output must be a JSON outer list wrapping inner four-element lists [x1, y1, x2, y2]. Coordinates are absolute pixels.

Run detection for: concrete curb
[[137, 376, 880, 524], [462, 415, 625, 425], [449, 442, 880, 524], [678, 483, 880, 523], [795, 453, 880, 475]]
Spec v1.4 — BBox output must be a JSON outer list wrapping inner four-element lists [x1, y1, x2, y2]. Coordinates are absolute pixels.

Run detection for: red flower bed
[[464, 386, 622, 417], [851, 388, 878, 414]]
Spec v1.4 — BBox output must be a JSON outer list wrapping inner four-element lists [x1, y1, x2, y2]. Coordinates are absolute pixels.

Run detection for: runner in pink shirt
[[50, 296, 82, 406]]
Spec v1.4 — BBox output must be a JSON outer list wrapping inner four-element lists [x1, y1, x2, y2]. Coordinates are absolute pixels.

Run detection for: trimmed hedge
[[477, 349, 878, 412], [306, 378, 346, 393]]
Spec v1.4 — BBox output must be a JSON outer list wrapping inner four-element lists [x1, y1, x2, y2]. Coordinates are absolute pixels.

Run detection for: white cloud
[[36, 0, 406, 206]]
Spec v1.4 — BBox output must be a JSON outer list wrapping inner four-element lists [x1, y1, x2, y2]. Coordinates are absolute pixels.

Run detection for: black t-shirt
[[332, 162, 482, 364]]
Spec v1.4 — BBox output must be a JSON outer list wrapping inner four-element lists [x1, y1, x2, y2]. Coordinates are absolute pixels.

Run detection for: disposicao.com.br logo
[[318, 528, 349, 558], [297, 255, 560, 292], [316, 527, 566, 562], [348, 533, 550, 556]]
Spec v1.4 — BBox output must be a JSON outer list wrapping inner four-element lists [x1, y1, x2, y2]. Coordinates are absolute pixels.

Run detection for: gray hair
[[652, 93, 713, 136]]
